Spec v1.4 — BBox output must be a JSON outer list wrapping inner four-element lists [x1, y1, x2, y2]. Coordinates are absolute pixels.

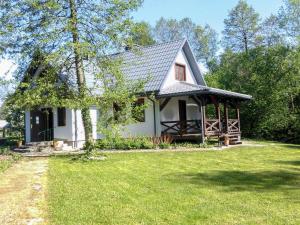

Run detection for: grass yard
[[0, 156, 13, 173], [48, 143, 300, 225], [0, 146, 16, 173]]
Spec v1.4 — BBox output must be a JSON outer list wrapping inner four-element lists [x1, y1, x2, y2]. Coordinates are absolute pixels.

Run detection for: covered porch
[[158, 82, 251, 144]]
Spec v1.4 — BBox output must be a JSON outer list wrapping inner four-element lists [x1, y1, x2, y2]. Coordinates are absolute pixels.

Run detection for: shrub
[[96, 137, 154, 150]]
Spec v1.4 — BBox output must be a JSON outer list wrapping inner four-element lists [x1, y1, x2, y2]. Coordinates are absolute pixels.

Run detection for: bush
[[95, 135, 211, 150], [96, 137, 155, 150]]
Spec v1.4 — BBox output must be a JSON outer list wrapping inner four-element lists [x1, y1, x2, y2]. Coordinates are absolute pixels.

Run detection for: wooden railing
[[227, 119, 240, 133], [38, 128, 54, 141], [205, 119, 221, 136], [161, 120, 202, 135]]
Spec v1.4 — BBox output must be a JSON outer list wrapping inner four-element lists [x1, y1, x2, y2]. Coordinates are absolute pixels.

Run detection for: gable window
[[57, 107, 66, 127], [175, 63, 186, 81], [132, 98, 145, 122]]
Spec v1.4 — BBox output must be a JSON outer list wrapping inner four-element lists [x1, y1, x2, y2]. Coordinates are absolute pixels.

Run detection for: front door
[[30, 108, 53, 142], [178, 100, 187, 134]]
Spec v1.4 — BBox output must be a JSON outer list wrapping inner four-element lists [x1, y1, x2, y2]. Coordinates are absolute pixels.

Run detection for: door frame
[[30, 108, 54, 142]]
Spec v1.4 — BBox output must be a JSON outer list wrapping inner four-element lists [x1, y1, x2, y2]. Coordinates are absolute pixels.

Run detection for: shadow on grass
[[276, 160, 300, 166], [277, 144, 300, 150], [166, 170, 300, 192]]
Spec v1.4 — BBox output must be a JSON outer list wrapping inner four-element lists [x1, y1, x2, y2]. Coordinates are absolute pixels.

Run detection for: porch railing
[[205, 119, 221, 136], [161, 120, 202, 135], [227, 119, 240, 133]]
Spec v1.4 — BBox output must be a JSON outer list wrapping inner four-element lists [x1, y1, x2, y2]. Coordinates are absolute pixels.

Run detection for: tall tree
[[222, 0, 261, 53], [278, 0, 300, 44], [194, 24, 219, 65], [0, 0, 142, 144], [206, 46, 300, 142], [153, 17, 218, 65], [154, 17, 182, 43], [131, 21, 155, 46], [260, 14, 284, 47]]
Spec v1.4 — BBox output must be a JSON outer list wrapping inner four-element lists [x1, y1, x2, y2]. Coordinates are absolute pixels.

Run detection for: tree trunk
[[242, 31, 248, 53], [69, 0, 93, 144]]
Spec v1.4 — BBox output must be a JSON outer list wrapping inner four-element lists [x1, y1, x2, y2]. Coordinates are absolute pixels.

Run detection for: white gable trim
[[160, 40, 203, 90], [158, 39, 187, 91], [158, 39, 206, 92]]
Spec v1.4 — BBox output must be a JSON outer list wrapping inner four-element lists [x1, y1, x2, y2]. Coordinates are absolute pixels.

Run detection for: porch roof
[[157, 82, 252, 100]]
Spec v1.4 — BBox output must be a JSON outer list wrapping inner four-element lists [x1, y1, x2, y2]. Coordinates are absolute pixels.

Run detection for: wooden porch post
[[224, 101, 229, 134], [216, 102, 221, 145], [191, 95, 206, 144], [201, 102, 206, 144], [215, 102, 221, 134], [236, 105, 241, 133]]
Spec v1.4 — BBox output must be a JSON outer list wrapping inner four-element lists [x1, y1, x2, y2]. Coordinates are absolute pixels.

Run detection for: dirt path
[[0, 158, 48, 225]]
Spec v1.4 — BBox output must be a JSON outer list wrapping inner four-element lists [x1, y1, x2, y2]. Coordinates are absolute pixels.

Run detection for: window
[[35, 116, 40, 125], [132, 98, 145, 122], [175, 63, 186, 81], [57, 107, 66, 127]]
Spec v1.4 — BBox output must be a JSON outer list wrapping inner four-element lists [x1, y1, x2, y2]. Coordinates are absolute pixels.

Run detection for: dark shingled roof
[[158, 82, 252, 100], [114, 39, 206, 92]]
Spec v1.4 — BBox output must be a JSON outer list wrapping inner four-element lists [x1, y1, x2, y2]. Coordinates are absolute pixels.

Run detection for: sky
[[133, 0, 284, 34], [0, 0, 285, 105]]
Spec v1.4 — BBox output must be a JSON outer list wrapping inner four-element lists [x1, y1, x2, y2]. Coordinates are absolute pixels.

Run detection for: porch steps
[[228, 135, 242, 145]]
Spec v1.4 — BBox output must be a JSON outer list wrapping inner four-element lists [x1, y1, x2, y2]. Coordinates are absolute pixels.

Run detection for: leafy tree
[[222, 0, 261, 53], [0, 0, 142, 144], [154, 17, 182, 43], [1, 101, 24, 139], [206, 46, 300, 142], [95, 58, 149, 142], [153, 17, 218, 65], [278, 0, 300, 44], [194, 24, 219, 65], [131, 22, 155, 46], [261, 14, 284, 47]]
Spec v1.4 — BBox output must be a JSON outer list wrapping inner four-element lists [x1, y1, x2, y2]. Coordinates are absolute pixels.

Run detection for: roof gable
[[115, 39, 206, 92]]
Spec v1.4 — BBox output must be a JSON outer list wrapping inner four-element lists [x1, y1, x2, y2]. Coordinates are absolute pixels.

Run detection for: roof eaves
[[182, 40, 207, 86]]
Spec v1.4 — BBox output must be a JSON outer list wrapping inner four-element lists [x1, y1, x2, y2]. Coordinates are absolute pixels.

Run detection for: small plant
[[0, 147, 10, 155], [152, 135, 173, 149]]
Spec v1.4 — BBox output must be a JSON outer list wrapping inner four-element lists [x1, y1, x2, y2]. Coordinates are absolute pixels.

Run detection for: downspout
[[149, 98, 157, 137], [74, 109, 78, 148]]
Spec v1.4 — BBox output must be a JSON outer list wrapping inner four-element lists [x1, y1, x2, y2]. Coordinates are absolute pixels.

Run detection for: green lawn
[[48, 143, 300, 225], [0, 157, 13, 172], [0, 146, 14, 173]]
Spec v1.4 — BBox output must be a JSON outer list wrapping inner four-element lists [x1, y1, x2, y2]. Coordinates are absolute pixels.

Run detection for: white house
[[24, 39, 251, 148]]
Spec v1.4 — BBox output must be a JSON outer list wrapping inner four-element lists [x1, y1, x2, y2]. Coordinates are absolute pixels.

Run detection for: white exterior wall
[[53, 108, 74, 141], [24, 107, 97, 149], [161, 49, 198, 89], [121, 98, 161, 137], [160, 97, 201, 122]]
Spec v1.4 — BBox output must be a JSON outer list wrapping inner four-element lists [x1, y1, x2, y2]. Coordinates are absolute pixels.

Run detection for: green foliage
[[96, 137, 154, 150], [0, 0, 143, 145], [95, 58, 150, 141], [222, 0, 261, 53], [153, 17, 219, 64], [207, 45, 300, 142], [278, 0, 300, 43], [131, 22, 156, 46], [1, 102, 24, 139]]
